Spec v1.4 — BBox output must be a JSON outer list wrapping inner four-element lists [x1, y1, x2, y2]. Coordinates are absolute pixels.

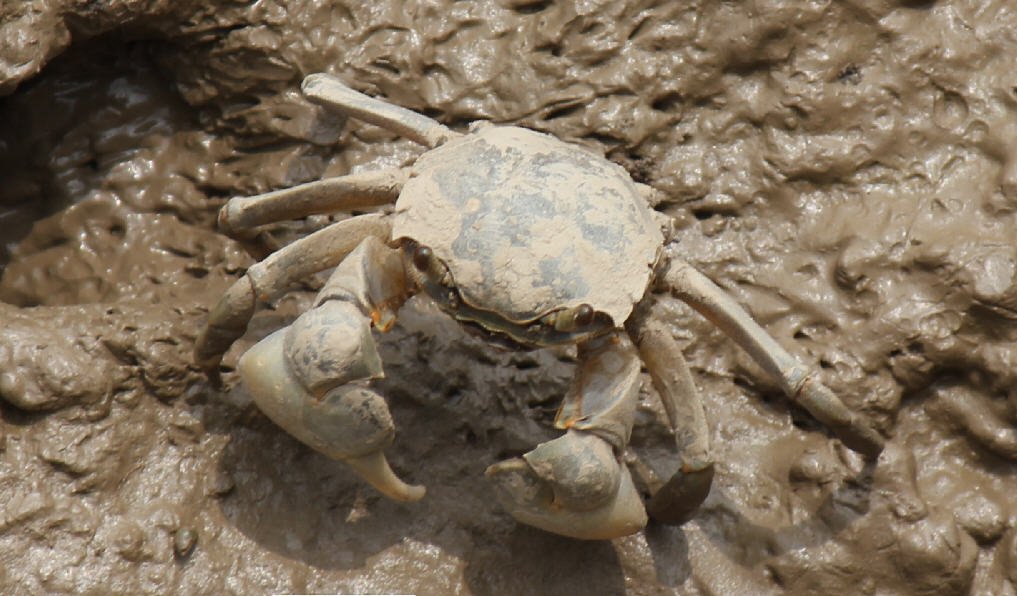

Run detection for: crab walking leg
[[302, 73, 460, 149], [486, 332, 649, 540], [627, 304, 715, 525], [194, 213, 391, 378], [237, 235, 424, 502], [218, 168, 408, 237], [659, 257, 885, 460]]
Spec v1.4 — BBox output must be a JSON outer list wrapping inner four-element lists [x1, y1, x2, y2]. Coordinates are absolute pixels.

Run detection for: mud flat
[[2, 1, 1017, 594]]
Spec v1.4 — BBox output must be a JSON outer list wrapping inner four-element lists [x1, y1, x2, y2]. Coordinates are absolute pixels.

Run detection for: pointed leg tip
[[202, 367, 224, 389], [301, 73, 329, 93], [193, 349, 224, 389], [841, 426, 885, 462], [797, 379, 885, 461], [400, 484, 427, 503]]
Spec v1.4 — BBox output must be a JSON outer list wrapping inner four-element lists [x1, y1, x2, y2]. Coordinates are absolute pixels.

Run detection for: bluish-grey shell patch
[[392, 125, 661, 324]]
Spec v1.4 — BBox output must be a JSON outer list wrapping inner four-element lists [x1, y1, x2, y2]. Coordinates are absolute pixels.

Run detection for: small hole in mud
[[544, 103, 583, 120], [692, 208, 728, 221], [819, 359, 833, 369], [460, 427, 479, 445], [838, 64, 861, 84], [793, 331, 808, 340], [371, 59, 400, 76], [109, 224, 125, 236], [512, 0, 553, 14], [185, 266, 209, 279], [536, 42, 562, 57], [586, 132, 623, 147], [627, 17, 651, 41], [694, 94, 722, 109], [85, 159, 100, 171], [420, 107, 445, 120], [787, 104, 808, 121], [765, 565, 786, 588], [651, 92, 683, 112], [494, 448, 527, 461]]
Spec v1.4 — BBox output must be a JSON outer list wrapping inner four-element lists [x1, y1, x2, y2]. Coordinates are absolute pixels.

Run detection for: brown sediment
[[3, 0, 1017, 594]]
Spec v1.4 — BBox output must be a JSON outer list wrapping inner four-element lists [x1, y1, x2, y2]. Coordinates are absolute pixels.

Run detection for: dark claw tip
[[646, 462, 715, 526]]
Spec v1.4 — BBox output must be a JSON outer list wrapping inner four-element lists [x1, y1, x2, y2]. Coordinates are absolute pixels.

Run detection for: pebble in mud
[[110, 519, 149, 563], [173, 528, 198, 559]]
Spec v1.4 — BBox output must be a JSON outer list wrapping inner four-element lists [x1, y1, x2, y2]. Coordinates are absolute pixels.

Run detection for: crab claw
[[485, 431, 647, 540], [238, 328, 425, 502], [486, 459, 646, 540]]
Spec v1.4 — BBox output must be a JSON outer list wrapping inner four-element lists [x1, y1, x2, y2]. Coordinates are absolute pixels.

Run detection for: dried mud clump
[[3, 1, 1017, 594]]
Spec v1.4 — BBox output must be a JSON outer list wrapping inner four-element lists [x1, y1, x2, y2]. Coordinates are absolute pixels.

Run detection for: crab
[[194, 73, 884, 540]]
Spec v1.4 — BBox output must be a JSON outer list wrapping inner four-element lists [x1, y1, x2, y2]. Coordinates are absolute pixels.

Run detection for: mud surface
[[3, 1, 1017, 594]]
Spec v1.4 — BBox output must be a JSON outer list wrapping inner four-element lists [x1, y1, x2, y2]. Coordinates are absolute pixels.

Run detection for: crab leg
[[486, 332, 649, 539], [238, 236, 423, 502], [627, 301, 715, 525], [302, 73, 460, 149], [218, 168, 407, 237], [194, 213, 391, 379], [658, 256, 885, 460]]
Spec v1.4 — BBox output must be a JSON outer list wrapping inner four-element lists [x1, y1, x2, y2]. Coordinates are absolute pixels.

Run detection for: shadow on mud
[[213, 382, 629, 595], [209, 302, 629, 594], [210, 301, 870, 595]]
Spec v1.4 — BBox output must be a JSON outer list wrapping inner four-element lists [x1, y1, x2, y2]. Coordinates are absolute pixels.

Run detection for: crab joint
[[370, 310, 397, 332], [542, 304, 595, 332]]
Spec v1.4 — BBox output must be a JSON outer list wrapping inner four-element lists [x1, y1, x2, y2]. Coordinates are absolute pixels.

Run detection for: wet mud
[[3, 1, 1017, 594]]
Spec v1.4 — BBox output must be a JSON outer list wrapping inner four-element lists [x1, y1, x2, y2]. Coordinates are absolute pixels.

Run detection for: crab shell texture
[[392, 124, 663, 329]]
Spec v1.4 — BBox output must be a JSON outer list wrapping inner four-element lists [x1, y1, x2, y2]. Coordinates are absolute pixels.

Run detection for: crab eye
[[412, 246, 433, 271], [550, 304, 596, 332], [574, 304, 594, 327]]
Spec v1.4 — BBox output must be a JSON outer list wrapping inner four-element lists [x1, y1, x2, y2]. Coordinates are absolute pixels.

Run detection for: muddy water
[[2, 1, 1017, 594]]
